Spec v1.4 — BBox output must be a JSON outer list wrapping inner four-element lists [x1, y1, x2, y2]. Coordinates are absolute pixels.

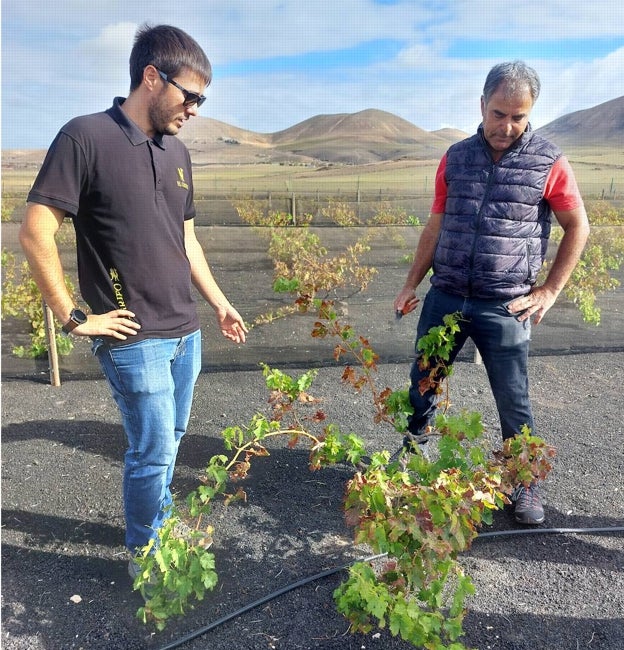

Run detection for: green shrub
[[544, 201, 624, 325], [1, 249, 75, 358]]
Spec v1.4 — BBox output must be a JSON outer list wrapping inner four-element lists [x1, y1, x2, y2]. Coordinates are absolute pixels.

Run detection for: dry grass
[[192, 152, 621, 197], [2, 147, 622, 202]]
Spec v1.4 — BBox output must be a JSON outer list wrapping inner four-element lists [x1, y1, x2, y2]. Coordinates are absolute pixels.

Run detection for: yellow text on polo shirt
[[176, 168, 189, 190]]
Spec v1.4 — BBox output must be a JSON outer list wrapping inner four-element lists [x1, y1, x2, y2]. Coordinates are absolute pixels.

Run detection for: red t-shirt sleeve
[[429, 153, 582, 214], [543, 156, 584, 212], [430, 154, 448, 214]]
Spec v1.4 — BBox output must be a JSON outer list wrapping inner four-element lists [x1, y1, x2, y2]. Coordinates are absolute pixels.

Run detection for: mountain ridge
[[3, 96, 622, 168], [535, 95, 624, 147], [179, 107, 463, 165]]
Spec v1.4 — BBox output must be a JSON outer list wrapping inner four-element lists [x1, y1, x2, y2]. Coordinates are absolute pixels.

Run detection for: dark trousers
[[408, 287, 534, 441]]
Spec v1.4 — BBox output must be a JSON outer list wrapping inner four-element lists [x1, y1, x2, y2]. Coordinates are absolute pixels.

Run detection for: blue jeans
[[93, 331, 201, 552], [408, 287, 534, 441]]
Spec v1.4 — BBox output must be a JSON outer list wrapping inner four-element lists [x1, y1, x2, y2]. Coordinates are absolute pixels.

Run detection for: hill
[[3, 96, 622, 169], [266, 108, 457, 164], [535, 95, 624, 147], [178, 108, 465, 165]]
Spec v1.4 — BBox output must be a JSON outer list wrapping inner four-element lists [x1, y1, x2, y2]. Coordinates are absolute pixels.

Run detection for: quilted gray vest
[[431, 124, 562, 299]]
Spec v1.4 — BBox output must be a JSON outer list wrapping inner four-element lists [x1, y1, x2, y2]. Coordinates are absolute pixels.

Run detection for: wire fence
[[2, 173, 623, 381], [3, 173, 622, 226], [193, 183, 623, 226]]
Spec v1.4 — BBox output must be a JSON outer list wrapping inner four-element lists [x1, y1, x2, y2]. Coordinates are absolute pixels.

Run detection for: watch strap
[[62, 308, 87, 334], [61, 319, 79, 335]]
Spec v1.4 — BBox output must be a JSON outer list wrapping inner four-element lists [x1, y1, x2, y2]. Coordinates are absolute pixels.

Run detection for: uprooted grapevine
[[132, 300, 554, 649]]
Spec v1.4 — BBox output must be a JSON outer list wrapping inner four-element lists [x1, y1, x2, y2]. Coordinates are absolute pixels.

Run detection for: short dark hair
[[482, 61, 541, 105], [129, 24, 212, 91]]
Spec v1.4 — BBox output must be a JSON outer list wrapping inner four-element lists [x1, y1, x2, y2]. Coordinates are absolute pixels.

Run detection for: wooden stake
[[42, 301, 61, 386]]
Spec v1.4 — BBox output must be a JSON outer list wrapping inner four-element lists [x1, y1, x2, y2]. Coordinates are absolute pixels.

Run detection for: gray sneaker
[[512, 483, 545, 525], [171, 520, 192, 539], [128, 558, 148, 580], [128, 559, 158, 601], [170, 519, 213, 548], [403, 433, 430, 459]]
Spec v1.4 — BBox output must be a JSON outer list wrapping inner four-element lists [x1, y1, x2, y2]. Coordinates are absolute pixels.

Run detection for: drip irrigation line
[[156, 525, 623, 650], [155, 553, 387, 650], [476, 526, 624, 539]]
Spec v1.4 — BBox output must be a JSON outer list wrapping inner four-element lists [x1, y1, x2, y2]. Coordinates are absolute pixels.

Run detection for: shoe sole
[[514, 512, 545, 525]]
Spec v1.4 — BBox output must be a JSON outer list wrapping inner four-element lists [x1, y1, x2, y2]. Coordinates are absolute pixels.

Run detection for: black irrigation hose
[[155, 552, 388, 650], [156, 525, 624, 650], [476, 526, 624, 539]]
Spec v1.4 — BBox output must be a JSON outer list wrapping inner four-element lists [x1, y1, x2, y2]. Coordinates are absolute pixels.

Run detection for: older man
[[394, 61, 589, 525]]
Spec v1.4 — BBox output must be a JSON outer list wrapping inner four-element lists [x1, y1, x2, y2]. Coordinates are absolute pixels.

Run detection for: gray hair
[[482, 61, 541, 104]]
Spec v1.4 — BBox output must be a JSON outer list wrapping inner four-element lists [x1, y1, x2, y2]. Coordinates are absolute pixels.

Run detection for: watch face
[[72, 309, 87, 324]]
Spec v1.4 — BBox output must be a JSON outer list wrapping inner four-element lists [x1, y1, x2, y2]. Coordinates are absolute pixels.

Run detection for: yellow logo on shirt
[[176, 167, 189, 190], [109, 267, 127, 309]]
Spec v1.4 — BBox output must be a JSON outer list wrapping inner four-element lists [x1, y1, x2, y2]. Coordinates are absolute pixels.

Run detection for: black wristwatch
[[62, 308, 88, 335]]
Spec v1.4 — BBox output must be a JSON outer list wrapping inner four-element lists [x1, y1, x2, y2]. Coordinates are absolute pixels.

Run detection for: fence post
[[290, 191, 296, 225], [42, 301, 61, 386]]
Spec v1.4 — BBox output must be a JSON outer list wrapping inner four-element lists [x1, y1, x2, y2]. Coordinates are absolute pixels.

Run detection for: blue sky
[[2, 0, 623, 149]]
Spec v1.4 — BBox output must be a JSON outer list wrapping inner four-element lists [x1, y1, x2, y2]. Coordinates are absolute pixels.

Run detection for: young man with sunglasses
[[19, 24, 247, 583]]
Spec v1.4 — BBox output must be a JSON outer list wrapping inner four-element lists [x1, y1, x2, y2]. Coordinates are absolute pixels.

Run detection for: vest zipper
[[468, 160, 496, 296]]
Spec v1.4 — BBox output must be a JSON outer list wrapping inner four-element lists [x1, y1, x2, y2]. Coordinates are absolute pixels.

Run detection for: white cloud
[[525, 47, 624, 128], [74, 22, 137, 84], [197, 0, 428, 63], [394, 43, 444, 70], [449, 0, 624, 39], [2, 0, 623, 148]]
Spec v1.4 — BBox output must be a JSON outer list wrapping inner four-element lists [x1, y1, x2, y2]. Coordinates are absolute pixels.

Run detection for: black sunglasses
[[156, 69, 206, 108]]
